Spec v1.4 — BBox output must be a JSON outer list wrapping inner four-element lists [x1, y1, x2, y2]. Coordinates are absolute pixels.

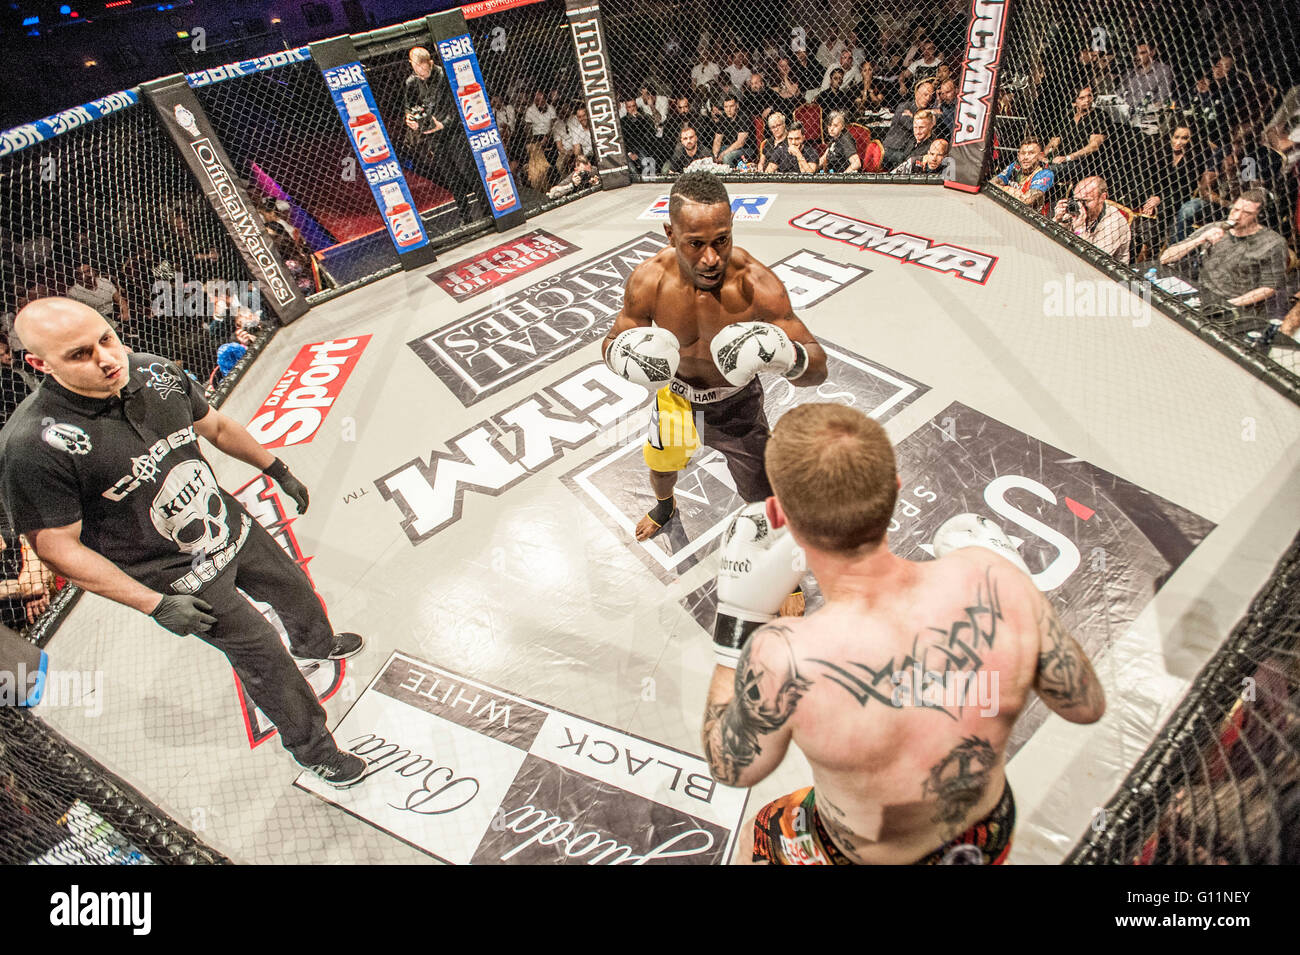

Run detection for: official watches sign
[[295, 652, 748, 864]]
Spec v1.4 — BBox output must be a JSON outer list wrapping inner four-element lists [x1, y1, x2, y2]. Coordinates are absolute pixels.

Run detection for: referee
[[0, 298, 367, 787]]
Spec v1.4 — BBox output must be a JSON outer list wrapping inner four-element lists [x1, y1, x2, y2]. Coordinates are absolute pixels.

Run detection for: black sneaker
[[306, 750, 366, 789], [291, 632, 364, 661]]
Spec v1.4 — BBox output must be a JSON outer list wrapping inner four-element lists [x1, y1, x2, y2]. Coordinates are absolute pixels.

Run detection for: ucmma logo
[[954, 0, 1009, 146]]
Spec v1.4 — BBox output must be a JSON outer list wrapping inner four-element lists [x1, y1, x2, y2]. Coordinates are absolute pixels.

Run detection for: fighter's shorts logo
[[144, 362, 185, 401], [42, 422, 92, 456]]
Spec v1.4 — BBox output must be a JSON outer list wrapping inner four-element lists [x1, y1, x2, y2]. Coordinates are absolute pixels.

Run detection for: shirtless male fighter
[[701, 403, 1106, 865], [601, 171, 828, 543]]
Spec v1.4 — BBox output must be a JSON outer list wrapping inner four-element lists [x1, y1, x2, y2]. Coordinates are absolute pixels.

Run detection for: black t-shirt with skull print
[[0, 352, 252, 595]]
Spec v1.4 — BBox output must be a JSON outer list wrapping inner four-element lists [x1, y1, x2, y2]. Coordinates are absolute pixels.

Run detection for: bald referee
[[0, 298, 366, 787]]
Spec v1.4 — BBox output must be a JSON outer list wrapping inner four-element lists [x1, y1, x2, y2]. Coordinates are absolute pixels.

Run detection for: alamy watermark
[[151, 275, 262, 320], [1043, 274, 1154, 326], [0, 665, 104, 716]]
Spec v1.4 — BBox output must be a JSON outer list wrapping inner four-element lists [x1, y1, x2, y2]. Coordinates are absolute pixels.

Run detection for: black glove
[[150, 595, 217, 635], [263, 457, 309, 514]]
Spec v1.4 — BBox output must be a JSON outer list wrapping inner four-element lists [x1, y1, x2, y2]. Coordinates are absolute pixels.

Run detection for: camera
[[1066, 198, 1083, 217]]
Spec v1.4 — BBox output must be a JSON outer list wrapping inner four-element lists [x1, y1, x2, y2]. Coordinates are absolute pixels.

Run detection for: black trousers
[[697, 379, 774, 503], [194, 518, 337, 766]]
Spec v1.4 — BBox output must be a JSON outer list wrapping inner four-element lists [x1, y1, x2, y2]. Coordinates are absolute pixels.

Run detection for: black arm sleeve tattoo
[[1035, 601, 1098, 710], [703, 624, 811, 786]]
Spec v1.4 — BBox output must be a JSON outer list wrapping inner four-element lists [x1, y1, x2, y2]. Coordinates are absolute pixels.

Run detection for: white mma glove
[[605, 326, 681, 387], [932, 513, 1030, 575], [709, 321, 808, 387], [714, 502, 806, 667]]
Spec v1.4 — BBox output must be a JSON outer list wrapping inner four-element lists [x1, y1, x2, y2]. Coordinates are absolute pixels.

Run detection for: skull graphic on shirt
[[150, 460, 229, 556]]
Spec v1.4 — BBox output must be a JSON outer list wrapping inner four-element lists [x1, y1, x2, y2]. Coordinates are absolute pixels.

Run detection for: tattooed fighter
[[602, 171, 828, 546], [701, 403, 1106, 865]]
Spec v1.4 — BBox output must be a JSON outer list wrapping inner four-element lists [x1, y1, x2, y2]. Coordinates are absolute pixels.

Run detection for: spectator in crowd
[[637, 84, 670, 125], [664, 94, 700, 151], [1116, 41, 1175, 114], [742, 72, 777, 125], [886, 69, 915, 112], [764, 122, 819, 174], [691, 48, 721, 89], [0, 338, 32, 424], [403, 46, 483, 225], [493, 94, 516, 143], [815, 29, 847, 70], [724, 50, 752, 90], [758, 112, 789, 169], [620, 97, 659, 177], [876, 27, 907, 85], [1052, 175, 1132, 264], [664, 125, 708, 174], [524, 89, 558, 144], [0, 517, 54, 631], [818, 49, 862, 97], [816, 68, 856, 116], [771, 57, 804, 111], [819, 111, 862, 173], [1160, 190, 1287, 309], [1045, 85, 1107, 179], [853, 60, 887, 113], [712, 95, 755, 167], [790, 47, 823, 94], [891, 137, 955, 179], [1180, 150, 1250, 244], [894, 109, 939, 172], [559, 104, 596, 174], [65, 262, 130, 326], [1130, 125, 1205, 246], [547, 154, 600, 198], [934, 77, 958, 138], [1184, 55, 1259, 150], [880, 78, 936, 169], [907, 38, 943, 83]]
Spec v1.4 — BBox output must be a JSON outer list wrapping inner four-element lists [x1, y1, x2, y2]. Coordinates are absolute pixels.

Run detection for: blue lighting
[[22, 14, 38, 23], [59, 4, 70, 13]]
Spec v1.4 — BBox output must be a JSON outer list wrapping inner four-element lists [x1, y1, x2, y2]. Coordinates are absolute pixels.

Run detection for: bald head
[[410, 46, 434, 79], [15, 298, 105, 359], [15, 297, 129, 397]]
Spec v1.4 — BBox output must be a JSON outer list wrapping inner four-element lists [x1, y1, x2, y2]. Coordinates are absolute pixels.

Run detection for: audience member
[[1052, 175, 1132, 263], [764, 122, 819, 174], [620, 97, 660, 176], [712, 94, 755, 167], [742, 72, 777, 124], [1131, 125, 1206, 245], [758, 112, 789, 169], [1045, 85, 1107, 178], [820, 111, 862, 173], [881, 78, 936, 168], [935, 78, 958, 138], [1160, 190, 1287, 309], [891, 137, 955, 179], [65, 262, 130, 326], [907, 38, 943, 83], [691, 49, 721, 89], [1116, 41, 1175, 113], [853, 61, 887, 113], [816, 69, 856, 116], [664, 125, 708, 173]]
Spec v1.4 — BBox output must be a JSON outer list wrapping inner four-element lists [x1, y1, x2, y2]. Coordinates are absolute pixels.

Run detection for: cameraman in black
[[547, 154, 600, 199], [403, 46, 486, 227]]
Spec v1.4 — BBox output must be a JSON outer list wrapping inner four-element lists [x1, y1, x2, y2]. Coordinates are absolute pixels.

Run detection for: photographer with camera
[[1052, 175, 1132, 263], [403, 46, 486, 227], [547, 154, 600, 199]]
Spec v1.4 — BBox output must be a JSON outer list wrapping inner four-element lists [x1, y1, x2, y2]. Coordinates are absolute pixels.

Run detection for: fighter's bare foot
[[635, 496, 676, 541]]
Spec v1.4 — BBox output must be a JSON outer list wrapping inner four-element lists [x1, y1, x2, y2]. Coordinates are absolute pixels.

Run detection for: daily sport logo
[[790, 208, 998, 284], [248, 336, 371, 448], [639, 195, 777, 221], [428, 230, 579, 302]]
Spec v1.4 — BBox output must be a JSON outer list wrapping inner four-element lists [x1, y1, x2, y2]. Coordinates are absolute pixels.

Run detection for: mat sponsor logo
[[295, 651, 748, 864], [639, 194, 776, 221], [376, 362, 644, 544], [248, 336, 370, 449], [188, 137, 296, 306], [791, 208, 997, 283], [409, 233, 665, 406], [231, 475, 345, 748], [564, 343, 927, 581], [428, 230, 579, 302], [954, 0, 1009, 147]]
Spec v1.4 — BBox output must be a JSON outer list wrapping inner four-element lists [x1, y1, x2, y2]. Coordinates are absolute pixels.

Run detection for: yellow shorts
[[643, 386, 702, 472]]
